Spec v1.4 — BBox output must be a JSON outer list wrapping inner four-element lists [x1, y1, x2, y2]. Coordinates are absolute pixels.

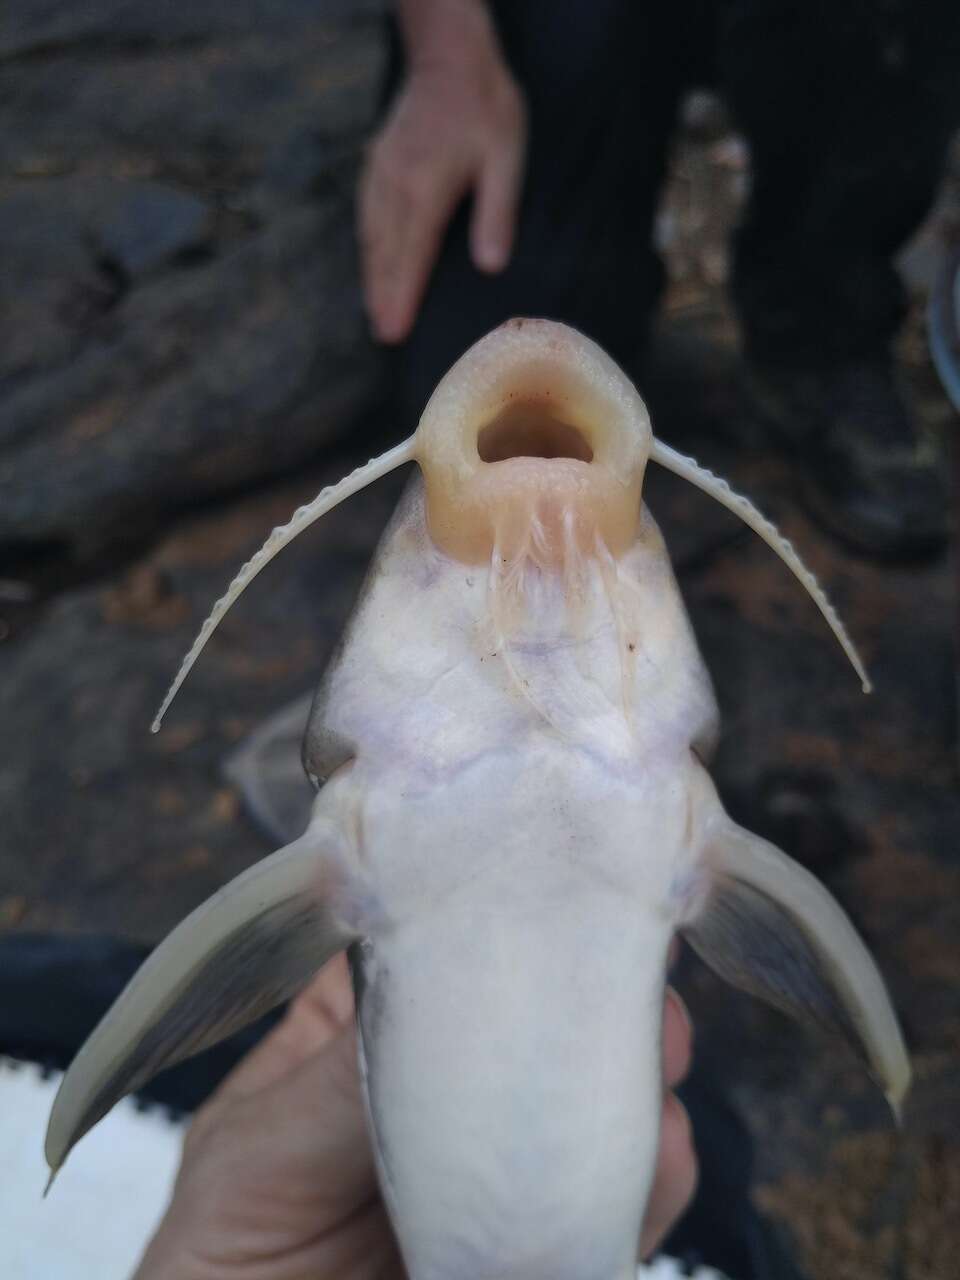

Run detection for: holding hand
[[134, 954, 697, 1279]]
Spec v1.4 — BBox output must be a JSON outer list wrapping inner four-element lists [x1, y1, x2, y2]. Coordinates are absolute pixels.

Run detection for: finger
[[469, 134, 524, 273], [291, 950, 356, 1037], [377, 177, 461, 343], [361, 150, 465, 344], [358, 149, 403, 339], [245, 1023, 379, 1215], [179, 1025, 382, 1245], [638, 1092, 699, 1259], [662, 987, 694, 1090]]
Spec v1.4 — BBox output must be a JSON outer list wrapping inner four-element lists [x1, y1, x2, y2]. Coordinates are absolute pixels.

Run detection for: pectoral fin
[[683, 804, 910, 1118], [45, 814, 358, 1179], [223, 691, 319, 845]]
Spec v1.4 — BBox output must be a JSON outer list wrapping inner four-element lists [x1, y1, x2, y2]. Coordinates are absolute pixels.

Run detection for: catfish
[[46, 319, 907, 1280]]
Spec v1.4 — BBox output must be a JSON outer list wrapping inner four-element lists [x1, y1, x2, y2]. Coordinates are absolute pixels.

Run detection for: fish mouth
[[477, 402, 595, 464], [415, 318, 651, 565]]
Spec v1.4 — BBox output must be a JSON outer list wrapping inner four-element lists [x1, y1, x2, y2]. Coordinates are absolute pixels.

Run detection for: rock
[[92, 180, 214, 279], [0, 451, 403, 939], [0, 203, 383, 545], [0, 185, 117, 386], [0, 0, 387, 547], [0, 0, 382, 61], [0, 3, 384, 194], [0, 177, 213, 395], [251, 127, 359, 218]]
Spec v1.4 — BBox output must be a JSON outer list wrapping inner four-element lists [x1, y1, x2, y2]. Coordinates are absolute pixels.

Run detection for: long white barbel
[[651, 438, 872, 693]]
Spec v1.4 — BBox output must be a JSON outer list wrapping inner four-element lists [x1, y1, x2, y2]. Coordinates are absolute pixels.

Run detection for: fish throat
[[484, 499, 644, 724], [412, 325, 655, 718]]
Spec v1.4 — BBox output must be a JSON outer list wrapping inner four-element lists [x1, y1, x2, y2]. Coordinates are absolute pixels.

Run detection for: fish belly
[[356, 886, 669, 1280]]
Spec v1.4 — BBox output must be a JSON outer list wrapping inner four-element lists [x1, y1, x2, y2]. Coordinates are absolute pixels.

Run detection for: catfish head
[[46, 320, 907, 1280]]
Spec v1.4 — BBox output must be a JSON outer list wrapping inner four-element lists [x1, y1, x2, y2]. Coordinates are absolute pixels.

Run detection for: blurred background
[[1, 3, 958, 1277]]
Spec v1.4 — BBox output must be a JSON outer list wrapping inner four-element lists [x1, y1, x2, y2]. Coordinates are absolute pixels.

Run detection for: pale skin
[[359, 0, 526, 343], [133, 954, 697, 1279]]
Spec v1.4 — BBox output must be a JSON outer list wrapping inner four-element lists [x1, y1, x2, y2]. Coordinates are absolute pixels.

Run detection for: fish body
[[45, 320, 909, 1279], [310, 484, 709, 1276]]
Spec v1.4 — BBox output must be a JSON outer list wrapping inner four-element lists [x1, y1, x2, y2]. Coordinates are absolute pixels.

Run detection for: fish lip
[[414, 319, 651, 565]]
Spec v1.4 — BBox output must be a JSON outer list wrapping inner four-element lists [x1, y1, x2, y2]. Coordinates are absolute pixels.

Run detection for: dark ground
[[1, 6, 959, 1278]]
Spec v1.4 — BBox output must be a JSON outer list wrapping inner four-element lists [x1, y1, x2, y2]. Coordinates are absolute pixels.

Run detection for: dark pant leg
[[389, 1, 700, 424], [720, 0, 960, 368]]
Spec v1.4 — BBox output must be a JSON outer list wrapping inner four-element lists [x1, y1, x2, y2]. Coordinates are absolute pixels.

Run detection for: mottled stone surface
[[0, 0, 386, 546], [0, 443, 404, 940]]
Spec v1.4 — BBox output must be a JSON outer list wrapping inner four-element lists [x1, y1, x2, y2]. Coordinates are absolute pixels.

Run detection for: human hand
[[358, 2, 527, 344], [134, 955, 696, 1279]]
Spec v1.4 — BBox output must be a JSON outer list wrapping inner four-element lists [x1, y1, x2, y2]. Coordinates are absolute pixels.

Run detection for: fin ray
[[683, 797, 910, 1117], [45, 815, 357, 1176]]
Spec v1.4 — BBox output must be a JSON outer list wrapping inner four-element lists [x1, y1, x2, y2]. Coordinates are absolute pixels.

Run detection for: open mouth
[[412, 318, 650, 564], [477, 402, 594, 464]]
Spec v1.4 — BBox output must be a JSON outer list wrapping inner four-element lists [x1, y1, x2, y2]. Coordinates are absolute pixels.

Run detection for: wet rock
[[0, 185, 114, 384], [723, 768, 866, 876], [92, 180, 214, 278], [0, 450, 402, 939], [0, 0, 387, 547], [99, 564, 191, 630], [0, 204, 383, 546], [251, 127, 360, 218], [0, 2, 385, 198], [0, 0, 379, 61]]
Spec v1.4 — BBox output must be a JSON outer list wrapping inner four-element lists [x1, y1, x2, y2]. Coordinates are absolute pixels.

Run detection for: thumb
[[247, 1022, 378, 1215], [209, 1008, 378, 1218]]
